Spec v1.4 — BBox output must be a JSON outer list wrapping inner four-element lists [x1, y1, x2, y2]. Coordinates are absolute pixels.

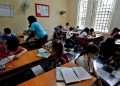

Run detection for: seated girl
[[0, 38, 27, 69], [75, 44, 99, 73], [47, 40, 69, 69], [6, 38, 27, 58]]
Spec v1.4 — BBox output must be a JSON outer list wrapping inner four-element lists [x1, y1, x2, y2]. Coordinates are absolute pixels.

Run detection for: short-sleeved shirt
[[31, 22, 47, 39]]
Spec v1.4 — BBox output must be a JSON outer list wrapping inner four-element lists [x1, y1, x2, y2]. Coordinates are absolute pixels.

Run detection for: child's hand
[[8, 55, 15, 61]]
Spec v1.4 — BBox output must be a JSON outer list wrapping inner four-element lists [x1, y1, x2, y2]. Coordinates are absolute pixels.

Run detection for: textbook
[[56, 67, 92, 84], [37, 48, 50, 58]]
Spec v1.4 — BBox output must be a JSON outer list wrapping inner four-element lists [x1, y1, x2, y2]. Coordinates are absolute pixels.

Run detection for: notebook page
[[61, 68, 79, 84], [73, 67, 92, 81], [56, 67, 64, 81], [31, 65, 44, 76], [0, 58, 10, 65]]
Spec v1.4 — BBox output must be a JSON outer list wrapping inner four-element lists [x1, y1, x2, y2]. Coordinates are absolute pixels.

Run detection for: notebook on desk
[[37, 48, 50, 59], [56, 67, 92, 84]]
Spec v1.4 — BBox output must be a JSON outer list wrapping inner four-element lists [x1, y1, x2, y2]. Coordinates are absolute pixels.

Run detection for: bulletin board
[[0, 4, 14, 17], [35, 4, 49, 17]]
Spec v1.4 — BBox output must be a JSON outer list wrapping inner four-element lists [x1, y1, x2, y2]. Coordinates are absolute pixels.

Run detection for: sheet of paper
[[73, 67, 92, 81], [60, 68, 79, 84], [0, 58, 10, 65], [37, 48, 50, 58], [56, 67, 64, 81], [31, 65, 44, 76]]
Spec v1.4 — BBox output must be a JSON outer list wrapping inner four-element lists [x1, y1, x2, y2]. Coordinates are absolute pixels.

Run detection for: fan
[[21, 0, 30, 13]]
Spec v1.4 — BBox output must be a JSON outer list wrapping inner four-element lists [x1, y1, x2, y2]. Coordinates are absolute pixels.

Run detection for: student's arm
[[15, 47, 27, 58]]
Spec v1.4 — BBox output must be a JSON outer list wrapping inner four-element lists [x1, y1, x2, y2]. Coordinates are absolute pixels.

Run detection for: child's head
[[4, 28, 11, 35], [51, 40, 63, 56], [81, 27, 89, 34], [69, 27, 74, 31], [66, 22, 69, 26], [111, 27, 120, 36], [27, 16, 37, 26], [90, 28, 94, 33], [6, 38, 19, 51], [81, 44, 99, 58]]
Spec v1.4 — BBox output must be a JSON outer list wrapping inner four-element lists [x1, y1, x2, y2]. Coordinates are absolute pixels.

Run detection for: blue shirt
[[31, 22, 47, 39], [2, 34, 17, 41]]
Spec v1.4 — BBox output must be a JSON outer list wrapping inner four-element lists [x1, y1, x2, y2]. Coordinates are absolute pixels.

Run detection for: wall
[[0, 0, 68, 38], [67, 0, 78, 27]]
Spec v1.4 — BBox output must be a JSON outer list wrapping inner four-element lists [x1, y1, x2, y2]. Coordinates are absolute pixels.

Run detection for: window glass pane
[[94, 0, 115, 32], [78, 0, 88, 29]]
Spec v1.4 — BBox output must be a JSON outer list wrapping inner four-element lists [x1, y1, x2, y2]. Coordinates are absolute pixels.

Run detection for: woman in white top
[[75, 44, 99, 73]]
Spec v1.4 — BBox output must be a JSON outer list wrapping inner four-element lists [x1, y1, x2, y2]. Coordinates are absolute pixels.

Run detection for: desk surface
[[4, 50, 40, 72], [93, 59, 120, 86], [18, 63, 96, 86]]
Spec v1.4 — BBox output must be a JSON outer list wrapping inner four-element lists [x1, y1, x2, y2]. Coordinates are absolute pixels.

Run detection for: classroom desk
[[93, 59, 120, 86], [18, 63, 96, 86], [2, 50, 40, 74]]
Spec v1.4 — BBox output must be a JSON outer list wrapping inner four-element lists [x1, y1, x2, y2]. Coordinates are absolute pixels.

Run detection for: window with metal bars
[[77, 0, 88, 29], [94, 0, 115, 32]]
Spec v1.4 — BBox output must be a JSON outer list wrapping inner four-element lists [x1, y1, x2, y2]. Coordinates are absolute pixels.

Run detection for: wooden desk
[[18, 63, 96, 86], [4, 50, 40, 73]]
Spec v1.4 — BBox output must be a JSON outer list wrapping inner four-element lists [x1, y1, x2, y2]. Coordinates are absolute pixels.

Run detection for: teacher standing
[[27, 16, 48, 48]]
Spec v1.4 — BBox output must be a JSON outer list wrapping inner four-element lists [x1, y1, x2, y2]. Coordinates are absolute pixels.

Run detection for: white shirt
[[79, 32, 87, 38], [66, 31, 73, 39]]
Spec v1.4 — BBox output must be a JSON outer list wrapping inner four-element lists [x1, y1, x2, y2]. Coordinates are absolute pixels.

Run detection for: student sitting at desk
[[89, 28, 96, 37], [75, 44, 99, 74], [110, 27, 120, 38], [6, 38, 27, 58], [2, 28, 17, 41], [0, 38, 27, 70], [66, 27, 74, 39], [47, 40, 69, 69]]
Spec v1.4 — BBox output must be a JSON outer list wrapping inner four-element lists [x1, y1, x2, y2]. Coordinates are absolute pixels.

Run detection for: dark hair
[[6, 38, 19, 51], [80, 27, 89, 34], [66, 22, 69, 26], [4, 28, 11, 34], [52, 40, 63, 57], [27, 16, 37, 27], [58, 25, 63, 29], [111, 27, 120, 36], [69, 27, 74, 31], [90, 28, 94, 32], [81, 44, 99, 56]]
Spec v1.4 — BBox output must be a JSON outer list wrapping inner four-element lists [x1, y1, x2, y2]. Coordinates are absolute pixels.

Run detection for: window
[[77, 0, 116, 32], [77, 0, 89, 29], [94, 0, 115, 32]]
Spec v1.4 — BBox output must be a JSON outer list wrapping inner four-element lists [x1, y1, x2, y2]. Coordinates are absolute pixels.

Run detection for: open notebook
[[56, 67, 92, 84], [37, 48, 50, 59]]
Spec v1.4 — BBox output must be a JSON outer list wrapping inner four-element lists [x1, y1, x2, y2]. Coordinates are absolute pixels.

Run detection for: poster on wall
[[0, 4, 14, 17], [35, 4, 49, 17]]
